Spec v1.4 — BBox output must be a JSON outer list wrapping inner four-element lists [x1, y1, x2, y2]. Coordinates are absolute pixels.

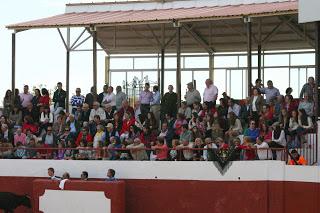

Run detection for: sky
[[0, 0, 113, 105]]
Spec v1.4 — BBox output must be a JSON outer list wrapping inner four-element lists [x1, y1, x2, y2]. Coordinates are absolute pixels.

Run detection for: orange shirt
[[288, 156, 307, 165]]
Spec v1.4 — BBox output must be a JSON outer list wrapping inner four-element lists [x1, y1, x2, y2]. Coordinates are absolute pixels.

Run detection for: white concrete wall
[[0, 159, 318, 183], [39, 190, 111, 213]]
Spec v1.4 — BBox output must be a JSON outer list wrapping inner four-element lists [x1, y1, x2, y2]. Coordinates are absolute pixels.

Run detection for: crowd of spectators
[[0, 77, 316, 164]]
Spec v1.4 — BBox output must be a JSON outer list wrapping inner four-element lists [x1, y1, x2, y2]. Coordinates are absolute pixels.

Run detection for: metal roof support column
[[92, 28, 98, 94], [160, 24, 165, 97], [315, 21, 320, 165], [105, 55, 110, 86], [66, 28, 70, 113], [66, 50, 70, 113], [245, 17, 252, 97], [258, 18, 262, 80], [160, 48, 165, 97], [258, 44, 262, 80], [11, 33, 16, 96], [209, 53, 214, 81], [176, 25, 181, 106], [315, 21, 320, 119]]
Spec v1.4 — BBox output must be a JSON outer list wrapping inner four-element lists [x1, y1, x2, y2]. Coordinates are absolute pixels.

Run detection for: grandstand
[[2, 0, 320, 212]]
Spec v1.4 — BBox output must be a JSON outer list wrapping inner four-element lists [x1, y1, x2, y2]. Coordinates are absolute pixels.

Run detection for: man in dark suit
[[85, 86, 98, 109], [52, 82, 67, 119], [98, 84, 109, 105]]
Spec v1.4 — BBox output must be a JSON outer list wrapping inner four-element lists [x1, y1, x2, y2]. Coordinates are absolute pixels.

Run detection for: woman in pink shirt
[[152, 137, 168, 161]]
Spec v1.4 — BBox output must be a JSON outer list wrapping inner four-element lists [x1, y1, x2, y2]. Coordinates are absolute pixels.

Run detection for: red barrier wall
[[0, 177, 318, 213], [32, 179, 125, 213]]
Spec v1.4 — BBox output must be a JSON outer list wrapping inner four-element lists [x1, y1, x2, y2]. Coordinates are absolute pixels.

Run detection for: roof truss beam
[[57, 28, 69, 50], [261, 16, 293, 45], [86, 27, 111, 55], [182, 23, 215, 53], [129, 26, 159, 49], [70, 28, 87, 49], [279, 16, 315, 48], [147, 24, 162, 48]]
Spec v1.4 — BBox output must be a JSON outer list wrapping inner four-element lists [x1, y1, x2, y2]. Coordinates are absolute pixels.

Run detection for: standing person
[[252, 78, 263, 94], [13, 89, 22, 109], [85, 86, 98, 109], [102, 86, 116, 110], [115, 86, 127, 111], [249, 88, 264, 124], [3, 90, 13, 117], [52, 82, 67, 119], [161, 85, 178, 121], [150, 85, 161, 126], [39, 88, 50, 107], [260, 80, 280, 104], [98, 85, 108, 106], [19, 85, 33, 110], [185, 82, 201, 107], [70, 88, 85, 115], [203, 79, 218, 109], [300, 76, 315, 101], [139, 83, 153, 122]]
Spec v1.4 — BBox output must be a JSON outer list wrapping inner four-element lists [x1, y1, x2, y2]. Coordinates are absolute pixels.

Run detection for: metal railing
[[0, 146, 305, 164]]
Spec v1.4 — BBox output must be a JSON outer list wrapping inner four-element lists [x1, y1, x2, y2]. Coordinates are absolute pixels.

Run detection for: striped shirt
[[71, 95, 85, 108]]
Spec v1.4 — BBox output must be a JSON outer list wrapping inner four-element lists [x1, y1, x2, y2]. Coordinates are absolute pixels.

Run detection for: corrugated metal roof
[[7, 0, 298, 30]]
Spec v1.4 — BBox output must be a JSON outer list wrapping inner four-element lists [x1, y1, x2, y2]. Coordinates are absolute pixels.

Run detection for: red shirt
[[76, 132, 93, 146], [39, 95, 50, 106], [120, 118, 135, 135], [155, 144, 168, 160], [237, 145, 256, 160], [22, 123, 38, 134]]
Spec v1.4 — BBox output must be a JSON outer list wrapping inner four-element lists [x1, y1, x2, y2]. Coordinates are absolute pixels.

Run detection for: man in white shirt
[[203, 79, 218, 109], [254, 137, 272, 160], [89, 101, 106, 122], [102, 86, 116, 110], [19, 85, 33, 109]]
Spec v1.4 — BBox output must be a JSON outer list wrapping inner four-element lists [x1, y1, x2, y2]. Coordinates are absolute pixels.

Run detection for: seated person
[[176, 139, 194, 161], [193, 138, 205, 161], [225, 112, 243, 144], [178, 101, 192, 120], [243, 120, 260, 143], [288, 149, 307, 165], [151, 137, 168, 161], [14, 142, 27, 159], [0, 139, 13, 159], [126, 138, 148, 160], [254, 136, 272, 160]]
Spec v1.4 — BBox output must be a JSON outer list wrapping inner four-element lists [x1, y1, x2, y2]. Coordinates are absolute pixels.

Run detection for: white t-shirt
[[255, 142, 272, 160], [252, 96, 258, 112], [203, 84, 218, 102], [103, 93, 116, 107]]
